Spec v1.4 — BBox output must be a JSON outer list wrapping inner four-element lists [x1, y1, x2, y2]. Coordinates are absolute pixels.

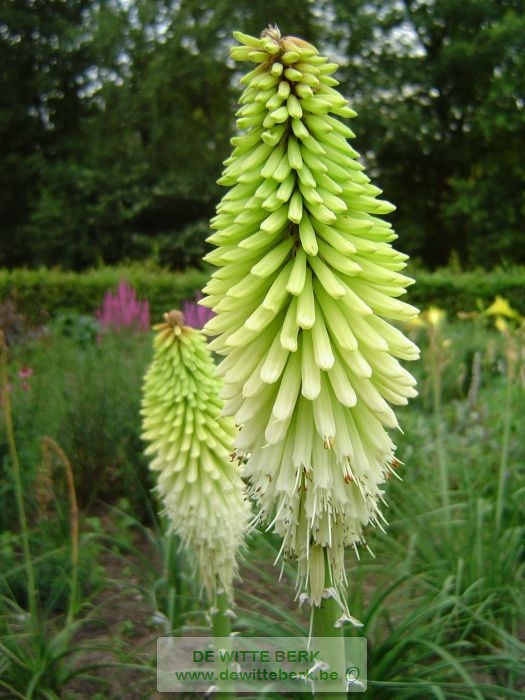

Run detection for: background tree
[[0, 0, 523, 270], [331, 0, 525, 267], [0, 0, 95, 266]]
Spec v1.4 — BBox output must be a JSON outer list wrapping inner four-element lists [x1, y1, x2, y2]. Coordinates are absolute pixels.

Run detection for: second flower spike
[[141, 310, 249, 603]]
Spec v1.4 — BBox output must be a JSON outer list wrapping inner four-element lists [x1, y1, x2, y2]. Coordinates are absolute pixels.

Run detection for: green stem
[[0, 333, 38, 625], [212, 589, 234, 700], [495, 361, 513, 535], [430, 328, 450, 535], [164, 531, 178, 631], [312, 550, 347, 700], [212, 589, 232, 639], [42, 439, 79, 625]]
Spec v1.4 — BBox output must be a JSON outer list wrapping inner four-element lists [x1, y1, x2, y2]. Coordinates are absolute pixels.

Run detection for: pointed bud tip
[[156, 309, 186, 337], [164, 309, 184, 327], [261, 25, 281, 42]]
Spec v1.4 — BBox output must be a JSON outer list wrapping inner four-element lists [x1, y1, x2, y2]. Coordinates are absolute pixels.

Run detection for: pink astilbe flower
[[182, 292, 215, 330], [95, 281, 150, 333]]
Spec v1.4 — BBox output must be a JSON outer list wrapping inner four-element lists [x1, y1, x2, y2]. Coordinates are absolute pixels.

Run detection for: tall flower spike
[[202, 28, 419, 609], [141, 310, 250, 602]]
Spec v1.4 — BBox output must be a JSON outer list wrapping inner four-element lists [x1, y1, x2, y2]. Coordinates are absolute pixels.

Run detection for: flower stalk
[[492, 315, 520, 535], [426, 308, 450, 532], [311, 549, 347, 698], [40, 437, 79, 624], [211, 589, 235, 700], [203, 26, 419, 626], [141, 309, 249, 606]]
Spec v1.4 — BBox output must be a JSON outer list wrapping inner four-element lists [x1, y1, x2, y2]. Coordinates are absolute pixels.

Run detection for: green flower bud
[[141, 310, 249, 602], [203, 28, 419, 606]]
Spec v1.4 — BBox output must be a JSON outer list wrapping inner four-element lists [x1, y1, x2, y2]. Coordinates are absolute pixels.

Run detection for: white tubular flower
[[141, 310, 250, 602], [202, 28, 419, 606]]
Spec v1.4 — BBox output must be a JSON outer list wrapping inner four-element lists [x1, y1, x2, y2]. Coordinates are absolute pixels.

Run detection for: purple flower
[[182, 292, 215, 330], [95, 281, 150, 333]]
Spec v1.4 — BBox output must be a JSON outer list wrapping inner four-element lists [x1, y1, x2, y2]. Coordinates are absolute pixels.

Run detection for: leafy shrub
[[0, 266, 210, 324], [2, 266, 525, 325], [151, 220, 213, 270], [0, 523, 102, 613], [51, 313, 101, 345], [0, 331, 154, 526], [409, 266, 525, 316], [0, 298, 45, 347]]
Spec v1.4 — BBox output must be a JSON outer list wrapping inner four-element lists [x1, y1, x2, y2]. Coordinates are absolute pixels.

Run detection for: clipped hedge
[[0, 266, 210, 323], [409, 267, 525, 316], [1, 265, 524, 323]]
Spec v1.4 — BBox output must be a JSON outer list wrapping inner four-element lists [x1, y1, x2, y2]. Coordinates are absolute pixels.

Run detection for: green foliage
[[234, 315, 525, 698], [0, 0, 320, 270], [0, 330, 137, 700], [101, 509, 204, 635], [348, 313, 525, 698], [136, 220, 215, 270], [2, 1, 522, 269], [408, 267, 525, 315], [331, 0, 525, 268], [0, 525, 102, 614], [0, 0, 95, 268], [1, 303, 523, 697], [0, 266, 209, 324], [51, 313, 101, 345], [2, 267, 525, 326], [0, 299, 41, 346], [347, 568, 524, 699], [0, 332, 154, 525], [0, 608, 108, 700]]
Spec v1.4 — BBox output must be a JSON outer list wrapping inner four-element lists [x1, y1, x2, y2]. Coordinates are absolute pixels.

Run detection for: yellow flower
[[495, 316, 509, 334], [485, 296, 519, 320], [425, 306, 446, 328]]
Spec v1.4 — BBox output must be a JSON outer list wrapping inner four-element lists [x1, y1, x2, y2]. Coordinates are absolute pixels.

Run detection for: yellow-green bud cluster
[[141, 311, 249, 602], [202, 28, 419, 605]]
